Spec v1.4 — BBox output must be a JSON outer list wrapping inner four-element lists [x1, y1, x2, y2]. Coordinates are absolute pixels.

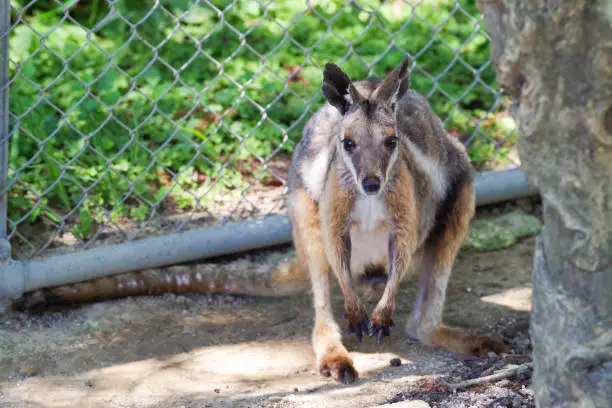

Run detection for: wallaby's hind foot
[[416, 324, 507, 357], [318, 347, 358, 384]]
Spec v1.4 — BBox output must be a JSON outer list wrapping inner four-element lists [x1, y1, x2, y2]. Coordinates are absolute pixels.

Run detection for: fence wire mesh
[[3, 0, 518, 261]]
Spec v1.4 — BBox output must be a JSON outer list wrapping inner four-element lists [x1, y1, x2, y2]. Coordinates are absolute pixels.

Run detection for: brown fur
[[369, 163, 418, 327], [288, 58, 507, 383], [319, 167, 367, 325], [428, 324, 507, 357], [406, 182, 507, 355], [14, 255, 310, 312], [431, 179, 475, 269], [287, 187, 357, 383], [318, 347, 357, 384]]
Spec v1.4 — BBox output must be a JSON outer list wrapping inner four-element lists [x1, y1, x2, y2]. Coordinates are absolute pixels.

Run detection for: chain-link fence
[[2, 0, 519, 262]]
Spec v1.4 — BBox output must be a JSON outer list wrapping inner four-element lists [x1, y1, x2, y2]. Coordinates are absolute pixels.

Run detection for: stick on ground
[[443, 362, 533, 391]]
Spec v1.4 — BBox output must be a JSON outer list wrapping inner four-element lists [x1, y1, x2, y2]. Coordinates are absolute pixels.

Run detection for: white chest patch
[[407, 140, 448, 198], [351, 196, 389, 232], [349, 196, 390, 276]]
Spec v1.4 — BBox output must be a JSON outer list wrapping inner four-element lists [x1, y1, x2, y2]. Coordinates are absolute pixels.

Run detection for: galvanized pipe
[[0, 167, 538, 299], [474, 167, 538, 206]]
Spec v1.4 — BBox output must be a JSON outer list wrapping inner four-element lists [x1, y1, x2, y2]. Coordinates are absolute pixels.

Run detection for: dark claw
[[370, 319, 394, 344], [340, 366, 357, 384], [347, 321, 362, 342], [347, 314, 370, 343], [377, 329, 384, 345]]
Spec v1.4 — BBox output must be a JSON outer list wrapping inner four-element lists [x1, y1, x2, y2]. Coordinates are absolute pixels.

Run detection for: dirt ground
[[0, 217, 537, 408]]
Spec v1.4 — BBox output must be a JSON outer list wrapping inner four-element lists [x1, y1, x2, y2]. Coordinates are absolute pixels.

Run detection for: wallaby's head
[[322, 57, 410, 196]]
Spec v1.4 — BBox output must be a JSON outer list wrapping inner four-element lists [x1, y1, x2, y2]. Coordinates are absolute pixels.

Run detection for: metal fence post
[[0, 0, 10, 255]]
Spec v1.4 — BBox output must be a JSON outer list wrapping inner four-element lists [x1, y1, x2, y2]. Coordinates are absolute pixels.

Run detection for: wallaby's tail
[[14, 253, 310, 311]]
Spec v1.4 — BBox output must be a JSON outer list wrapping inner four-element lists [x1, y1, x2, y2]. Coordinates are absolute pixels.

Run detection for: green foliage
[[8, 0, 515, 232], [462, 210, 543, 252]]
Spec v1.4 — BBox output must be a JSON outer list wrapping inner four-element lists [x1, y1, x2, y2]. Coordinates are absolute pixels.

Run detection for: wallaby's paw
[[319, 352, 358, 384], [369, 308, 394, 344], [346, 313, 370, 343], [343, 303, 369, 343], [469, 335, 508, 357], [369, 320, 394, 344]]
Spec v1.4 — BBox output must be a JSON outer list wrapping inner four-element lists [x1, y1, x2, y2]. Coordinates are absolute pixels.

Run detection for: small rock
[[390, 358, 402, 367], [18, 367, 37, 377], [495, 379, 511, 387], [214, 388, 220, 393], [465, 287, 472, 293]]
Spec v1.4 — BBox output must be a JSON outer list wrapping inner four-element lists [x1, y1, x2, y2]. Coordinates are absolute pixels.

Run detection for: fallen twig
[[480, 362, 505, 377], [443, 362, 533, 391]]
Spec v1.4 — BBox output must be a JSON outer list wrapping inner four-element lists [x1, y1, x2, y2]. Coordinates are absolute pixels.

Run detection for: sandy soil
[[0, 225, 536, 408]]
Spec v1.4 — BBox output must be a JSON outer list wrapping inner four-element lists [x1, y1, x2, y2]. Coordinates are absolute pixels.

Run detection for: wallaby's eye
[[384, 136, 398, 149], [343, 138, 357, 152]]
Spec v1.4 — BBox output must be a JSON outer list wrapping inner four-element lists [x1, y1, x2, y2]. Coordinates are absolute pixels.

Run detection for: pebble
[[390, 358, 402, 367], [18, 367, 37, 377], [495, 379, 511, 387]]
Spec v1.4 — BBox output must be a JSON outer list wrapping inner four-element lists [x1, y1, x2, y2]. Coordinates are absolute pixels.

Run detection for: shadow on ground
[[0, 237, 535, 408]]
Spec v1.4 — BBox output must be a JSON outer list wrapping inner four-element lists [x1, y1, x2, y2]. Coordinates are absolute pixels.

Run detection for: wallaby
[[285, 57, 506, 384]]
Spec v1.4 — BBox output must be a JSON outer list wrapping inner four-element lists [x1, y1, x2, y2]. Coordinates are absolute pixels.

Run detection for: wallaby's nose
[[361, 175, 381, 195]]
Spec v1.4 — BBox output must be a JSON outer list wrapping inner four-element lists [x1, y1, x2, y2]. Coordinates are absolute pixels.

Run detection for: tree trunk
[[477, 1, 612, 407]]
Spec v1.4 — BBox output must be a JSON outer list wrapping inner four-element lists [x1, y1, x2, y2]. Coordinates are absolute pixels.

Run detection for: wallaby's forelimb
[[288, 188, 358, 384], [370, 165, 418, 344], [319, 169, 369, 343]]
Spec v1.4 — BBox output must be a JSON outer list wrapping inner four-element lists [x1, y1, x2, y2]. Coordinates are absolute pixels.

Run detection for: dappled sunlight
[[480, 285, 532, 312], [0, 337, 416, 407], [0, 339, 311, 407]]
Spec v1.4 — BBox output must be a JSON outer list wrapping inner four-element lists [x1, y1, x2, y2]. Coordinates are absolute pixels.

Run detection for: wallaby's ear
[[375, 57, 410, 108], [322, 62, 363, 115]]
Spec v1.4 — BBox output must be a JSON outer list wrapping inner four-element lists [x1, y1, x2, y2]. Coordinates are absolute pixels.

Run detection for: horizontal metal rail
[[0, 167, 538, 299]]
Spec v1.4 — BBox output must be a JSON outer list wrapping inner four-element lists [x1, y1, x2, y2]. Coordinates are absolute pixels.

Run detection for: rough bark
[[477, 1, 612, 407]]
